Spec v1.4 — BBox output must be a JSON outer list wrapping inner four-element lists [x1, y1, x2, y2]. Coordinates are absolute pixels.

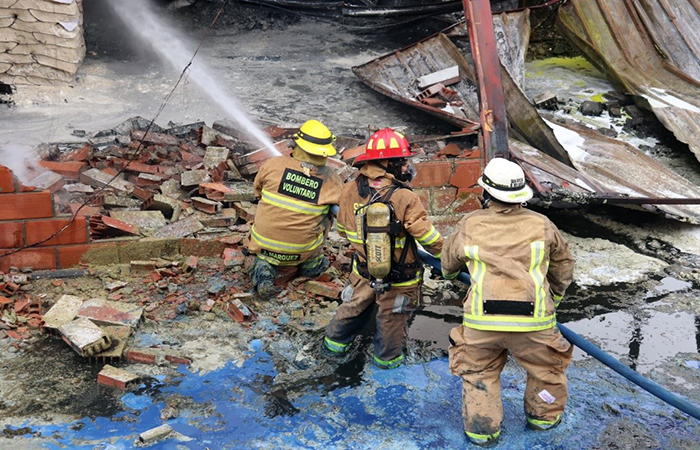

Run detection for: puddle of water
[[410, 285, 700, 375]]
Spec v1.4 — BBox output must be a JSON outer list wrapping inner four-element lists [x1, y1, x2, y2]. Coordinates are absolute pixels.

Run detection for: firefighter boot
[[251, 257, 278, 298], [466, 430, 500, 447], [298, 253, 330, 279], [526, 414, 562, 431]]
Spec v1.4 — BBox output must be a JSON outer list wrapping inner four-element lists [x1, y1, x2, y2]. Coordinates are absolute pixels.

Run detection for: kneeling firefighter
[[244, 120, 343, 297], [324, 128, 443, 369], [441, 158, 575, 447]]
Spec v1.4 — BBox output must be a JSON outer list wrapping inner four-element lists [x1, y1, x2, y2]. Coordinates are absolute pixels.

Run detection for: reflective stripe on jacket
[[244, 155, 342, 265], [441, 202, 574, 332], [336, 162, 443, 287]]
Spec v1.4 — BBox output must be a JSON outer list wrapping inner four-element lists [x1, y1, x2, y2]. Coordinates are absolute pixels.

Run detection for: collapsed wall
[[0, 0, 85, 85]]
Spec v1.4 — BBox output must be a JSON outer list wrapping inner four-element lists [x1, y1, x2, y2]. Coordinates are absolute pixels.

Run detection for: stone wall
[[0, 0, 85, 85]]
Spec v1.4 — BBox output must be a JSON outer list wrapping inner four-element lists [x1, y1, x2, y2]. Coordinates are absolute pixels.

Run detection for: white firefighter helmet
[[477, 157, 533, 203]]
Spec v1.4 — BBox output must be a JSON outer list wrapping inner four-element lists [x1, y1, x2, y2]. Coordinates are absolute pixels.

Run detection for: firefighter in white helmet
[[441, 157, 575, 446], [324, 128, 443, 369], [244, 120, 343, 298]]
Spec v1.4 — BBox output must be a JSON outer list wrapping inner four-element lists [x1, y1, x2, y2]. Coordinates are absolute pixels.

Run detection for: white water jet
[[109, 0, 279, 156]]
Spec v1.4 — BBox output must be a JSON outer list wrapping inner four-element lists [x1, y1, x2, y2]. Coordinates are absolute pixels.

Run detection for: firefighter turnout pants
[[448, 325, 573, 439], [324, 273, 420, 369]]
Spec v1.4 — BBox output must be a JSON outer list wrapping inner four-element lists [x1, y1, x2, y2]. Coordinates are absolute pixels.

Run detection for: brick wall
[[0, 0, 85, 85], [411, 152, 483, 232], [0, 164, 90, 271]]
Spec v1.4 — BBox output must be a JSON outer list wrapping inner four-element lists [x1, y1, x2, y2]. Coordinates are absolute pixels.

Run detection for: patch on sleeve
[[538, 389, 556, 404], [278, 168, 323, 204]]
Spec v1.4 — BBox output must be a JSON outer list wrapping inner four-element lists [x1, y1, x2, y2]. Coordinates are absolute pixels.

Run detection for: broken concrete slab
[[138, 424, 173, 445], [148, 194, 182, 221], [59, 317, 112, 357], [42, 294, 84, 331], [150, 215, 204, 239], [97, 364, 140, 390], [80, 168, 134, 194], [110, 210, 167, 231], [29, 170, 64, 192], [131, 130, 180, 147], [76, 298, 144, 328], [180, 169, 209, 188], [92, 325, 131, 361], [203, 146, 230, 170]]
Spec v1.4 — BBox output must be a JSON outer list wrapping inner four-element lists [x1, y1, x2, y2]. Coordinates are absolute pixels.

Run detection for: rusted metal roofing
[[557, 0, 700, 163], [514, 118, 700, 223], [353, 11, 573, 166]]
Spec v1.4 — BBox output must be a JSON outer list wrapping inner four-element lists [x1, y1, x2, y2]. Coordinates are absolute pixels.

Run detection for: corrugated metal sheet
[[557, 0, 700, 163], [353, 11, 573, 165]]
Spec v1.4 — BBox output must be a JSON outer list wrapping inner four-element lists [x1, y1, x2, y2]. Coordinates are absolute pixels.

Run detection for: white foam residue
[[645, 87, 700, 113], [543, 119, 588, 161]]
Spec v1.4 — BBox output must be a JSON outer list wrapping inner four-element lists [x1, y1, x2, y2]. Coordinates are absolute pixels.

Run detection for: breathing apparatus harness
[[353, 174, 421, 294]]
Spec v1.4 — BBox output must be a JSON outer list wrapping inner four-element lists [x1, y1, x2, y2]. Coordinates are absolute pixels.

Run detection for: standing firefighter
[[324, 128, 443, 369], [245, 120, 343, 297], [441, 158, 575, 446]]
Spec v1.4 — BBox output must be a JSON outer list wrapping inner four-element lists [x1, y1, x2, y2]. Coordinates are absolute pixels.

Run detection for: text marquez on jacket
[[278, 168, 323, 204]]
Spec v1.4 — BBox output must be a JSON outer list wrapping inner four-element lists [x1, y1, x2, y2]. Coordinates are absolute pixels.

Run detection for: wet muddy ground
[[1, 1, 700, 448]]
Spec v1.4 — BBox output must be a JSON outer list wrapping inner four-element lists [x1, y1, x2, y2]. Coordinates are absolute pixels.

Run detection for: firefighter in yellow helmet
[[324, 128, 443, 369], [441, 157, 575, 446], [244, 120, 343, 297]]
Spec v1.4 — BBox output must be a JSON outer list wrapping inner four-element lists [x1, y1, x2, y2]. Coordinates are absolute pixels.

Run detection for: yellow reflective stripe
[[251, 225, 323, 253], [465, 430, 501, 441], [417, 226, 441, 246], [352, 259, 421, 287], [529, 241, 546, 318], [527, 415, 560, 426], [463, 313, 556, 332], [433, 252, 441, 258], [373, 353, 404, 368], [261, 189, 329, 216], [442, 270, 459, 280], [465, 245, 485, 316], [337, 223, 347, 232], [257, 253, 299, 266], [395, 236, 406, 249], [345, 230, 363, 244], [553, 293, 563, 308], [390, 274, 422, 287]]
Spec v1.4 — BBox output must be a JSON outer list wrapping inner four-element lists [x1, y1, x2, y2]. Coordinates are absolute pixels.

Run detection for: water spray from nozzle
[[109, 0, 280, 156]]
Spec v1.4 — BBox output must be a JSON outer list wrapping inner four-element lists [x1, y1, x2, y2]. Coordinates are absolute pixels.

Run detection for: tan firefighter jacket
[[336, 162, 443, 287], [441, 201, 574, 332], [245, 154, 343, 265]]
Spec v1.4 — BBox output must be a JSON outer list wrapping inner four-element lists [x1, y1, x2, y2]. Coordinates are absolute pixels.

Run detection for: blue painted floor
[[12, 339, 700, 449]]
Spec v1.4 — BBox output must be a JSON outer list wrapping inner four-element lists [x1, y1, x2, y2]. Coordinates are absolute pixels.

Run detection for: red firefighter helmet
[[354, 128, 416, 164]]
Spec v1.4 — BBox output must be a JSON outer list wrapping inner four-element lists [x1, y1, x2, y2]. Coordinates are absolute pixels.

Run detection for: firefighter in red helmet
[[324, 128, 443, 369]]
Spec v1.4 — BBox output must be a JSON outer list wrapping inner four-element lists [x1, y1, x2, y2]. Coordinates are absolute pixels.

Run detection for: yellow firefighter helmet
[[293, 120, 337, 157]]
